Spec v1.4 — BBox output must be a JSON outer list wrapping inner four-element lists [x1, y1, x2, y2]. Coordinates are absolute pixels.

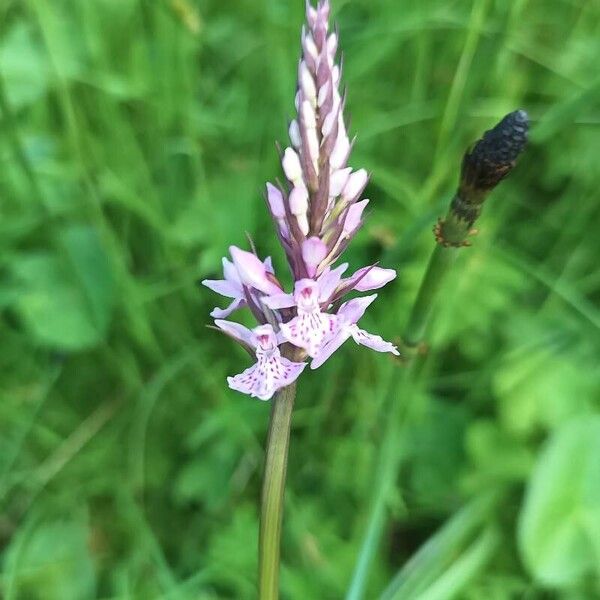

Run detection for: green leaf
[[0, 24, 50, 108], [518, 416, 600, 587], [10, 226, 115, 351], [4, 517, 96, 600]]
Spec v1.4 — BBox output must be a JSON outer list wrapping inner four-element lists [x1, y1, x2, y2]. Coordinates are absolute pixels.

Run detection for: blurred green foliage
[[1, 0, 599, 598]]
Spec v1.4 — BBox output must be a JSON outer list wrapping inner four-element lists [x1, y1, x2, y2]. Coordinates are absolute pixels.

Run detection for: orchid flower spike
[[203, 0, 399, 400]]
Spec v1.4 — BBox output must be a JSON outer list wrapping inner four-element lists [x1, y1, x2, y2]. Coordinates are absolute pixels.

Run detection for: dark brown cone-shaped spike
[[459, 109, 529, 205]]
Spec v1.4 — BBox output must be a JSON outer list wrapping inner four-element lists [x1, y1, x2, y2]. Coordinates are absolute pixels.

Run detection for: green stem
[[403, 245, 456, 348], [346, 200, 473, 600], [259, 381, 297, 600], [404, 200, 472, 349]]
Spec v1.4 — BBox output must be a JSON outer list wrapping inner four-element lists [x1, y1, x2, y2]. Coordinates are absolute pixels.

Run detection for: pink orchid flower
[[311, 295, 399, 369], [215, 321, 306, 400]]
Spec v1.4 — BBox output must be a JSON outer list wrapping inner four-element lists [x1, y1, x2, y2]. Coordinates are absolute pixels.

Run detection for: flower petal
[[214, 319, 255, 348], [317, 263, 348, 302], [263, 256, 275, 274], [282, 147, 303, 183], [222, 257, 240, 284], [280, 311, 338, 357], [337, 295, 378, 324], [329, 168, 352, 197], [202, 278, 241, 299], [263, 292, 296, 310], [227, 355, 306, 400], [266, 183, 286, 219], [350, 326, 399, 355], [310, 329, 351, 369], [343, 199, 369, 236], [342, 169, 369, 201], [350, 266, 397, 292], [210, 297, 245, 319], [230, 246, 281, 295], [302, 237, 328, 277]]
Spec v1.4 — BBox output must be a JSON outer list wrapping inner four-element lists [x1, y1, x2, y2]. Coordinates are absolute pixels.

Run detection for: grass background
[[1, 0, 600, 598]]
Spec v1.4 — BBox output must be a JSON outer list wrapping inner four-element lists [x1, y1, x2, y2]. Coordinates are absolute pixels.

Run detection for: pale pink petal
[[317, 0, 330, 23], [266, 183, 286, 219], [263, 256, 274, 274], [302, 31, 318, 62], [201, 278, 240, 298], [337, 295, 378, 324], [222, 257, 240, 285], [306, 1, 318, 27], [330, 129, 350, 169], [342, 169, 369, 201], [310, 329, 351, 369], [329, 168, 352, 197], [280, 312, 339, 357], [210, 297, 245, 319], [227, 355, 306, 400], [289, 119, 302, 148], [214, 319, 256, 348], [263, 293, 296, 310], [282, 148, 303, 183], [349, 327, 399, 355], [322, 110, 337, 138], [317, 263, 348, 301], [302, 237, 328, 277], [289, 185, 309, 216], [351, 266, 397, 292], [230, 246, 281, 295], [327, 33, 338, 58], [302, 99, 317, 130], [306, 127, 319, 167], [300, 67, 317, 105], [277, 357, 307, 388], [343, 199, 369, 235], [317, 81, 330, 108]]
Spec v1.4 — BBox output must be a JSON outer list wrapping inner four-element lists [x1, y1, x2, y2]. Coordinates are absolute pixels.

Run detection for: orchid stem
[[259, 381, 297, 600]]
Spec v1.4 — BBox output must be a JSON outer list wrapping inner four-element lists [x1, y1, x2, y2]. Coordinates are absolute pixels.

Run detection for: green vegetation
[[1, 0, 599, 598]]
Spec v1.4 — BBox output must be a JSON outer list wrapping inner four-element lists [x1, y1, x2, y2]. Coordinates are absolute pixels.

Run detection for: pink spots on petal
[[280, 311, 339, 357], [227, 343, 306, 400]]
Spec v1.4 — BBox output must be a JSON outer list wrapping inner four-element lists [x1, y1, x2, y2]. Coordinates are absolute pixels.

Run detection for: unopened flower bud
[[302, 237, 328, 277], [343, 199, 369, 236], [266, 183, 285, 219], [299, 63, 317, 104], [282, 148, 303, 183], [289, 120, 301, 148], [330, 168, 352, 197], [342, 169, 368, 202], [302, 31, 318, 62], [459, 110, 529, 204]]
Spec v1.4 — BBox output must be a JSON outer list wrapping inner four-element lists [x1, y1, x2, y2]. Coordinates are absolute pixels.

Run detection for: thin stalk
[[404, 201, 473, 350], [347, 110, 529, 599], [259, 381, 297, 600], [346, 202, 472, 600]]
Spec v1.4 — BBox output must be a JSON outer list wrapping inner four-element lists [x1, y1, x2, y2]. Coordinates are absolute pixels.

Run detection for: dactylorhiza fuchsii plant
[[203, 0, 398, 401], [202, 1, 398, 598]]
